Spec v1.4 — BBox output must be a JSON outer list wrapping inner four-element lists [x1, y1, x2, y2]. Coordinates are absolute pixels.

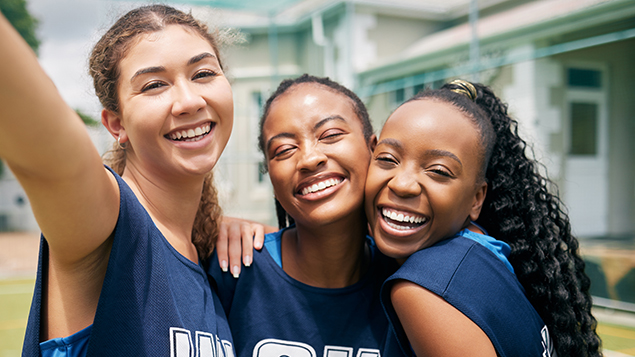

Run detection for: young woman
[[366, 80, 601, 356], [0, 5, 234, 356], [209, 74, 405, 357]]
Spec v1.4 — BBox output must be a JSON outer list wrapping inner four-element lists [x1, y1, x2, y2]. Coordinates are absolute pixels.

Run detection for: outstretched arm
[[0, 14, 119, 266], [391, 281, 497, 357]]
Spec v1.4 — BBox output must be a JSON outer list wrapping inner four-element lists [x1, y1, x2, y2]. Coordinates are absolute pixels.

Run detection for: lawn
[[0, 278, 34, 357]]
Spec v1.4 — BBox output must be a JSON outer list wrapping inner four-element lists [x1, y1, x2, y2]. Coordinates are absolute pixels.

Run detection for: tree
[[75, 109, 100, 127], [0, 0, 40, 54], [0, 0, 40, 178]]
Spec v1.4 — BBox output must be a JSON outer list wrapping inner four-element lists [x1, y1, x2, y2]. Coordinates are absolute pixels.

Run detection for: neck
[[122, 161, 204, 263], [281, 212, 370, 288]]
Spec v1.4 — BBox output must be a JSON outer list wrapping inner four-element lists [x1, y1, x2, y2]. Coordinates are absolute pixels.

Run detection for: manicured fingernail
[[232, 266, 240, 278], [244, 255, 251, 267], [221, 260, 228, 272]]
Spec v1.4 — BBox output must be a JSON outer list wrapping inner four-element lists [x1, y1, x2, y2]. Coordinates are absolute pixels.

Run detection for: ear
[[101, 109, 128, 144], [368, 134, 377, 152], [469, 181, 488, 221]]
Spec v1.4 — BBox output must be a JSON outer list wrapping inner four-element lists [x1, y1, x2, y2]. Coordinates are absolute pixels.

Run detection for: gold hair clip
[[449, 79, 477, 101]]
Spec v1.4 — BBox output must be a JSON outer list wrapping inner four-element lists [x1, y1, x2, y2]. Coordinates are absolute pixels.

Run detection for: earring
[[117, 136, 126, 150]]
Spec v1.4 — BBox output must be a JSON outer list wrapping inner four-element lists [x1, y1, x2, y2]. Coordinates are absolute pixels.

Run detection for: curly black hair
[[258, 74, 374, 229], [410, 81, 602, 356]]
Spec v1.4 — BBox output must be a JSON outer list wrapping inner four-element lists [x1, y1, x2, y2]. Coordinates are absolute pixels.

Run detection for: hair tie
[[449, 79, 477, 101]]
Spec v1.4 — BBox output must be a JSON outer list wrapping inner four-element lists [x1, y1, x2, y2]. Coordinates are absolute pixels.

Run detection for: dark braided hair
[[409, 81, 601, 356], [258, 74, 374, 229]]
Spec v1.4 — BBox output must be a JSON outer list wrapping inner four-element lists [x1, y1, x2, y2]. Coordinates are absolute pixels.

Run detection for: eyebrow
[[130, 52, 217, 81], [426, 149, 462, 167], [313, 115, 346, 131], [188, 52, 216, 66], [376, 138, 403, 150], [265, 115, 347, 152]]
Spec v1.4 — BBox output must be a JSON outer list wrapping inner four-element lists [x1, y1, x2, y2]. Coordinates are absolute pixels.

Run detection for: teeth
[[382, 207, 425, 225], [300, 178, 342, 195], [168, 123, 212, 141]]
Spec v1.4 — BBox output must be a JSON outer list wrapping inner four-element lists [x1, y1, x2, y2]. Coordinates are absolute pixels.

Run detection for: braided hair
[[258, 74, 374, 229], [409, 81, 601, 356]]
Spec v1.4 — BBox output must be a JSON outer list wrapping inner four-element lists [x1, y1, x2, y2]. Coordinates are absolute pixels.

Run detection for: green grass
[[0, 278, 634, 356], [598, 321, 635, 356], [0, 279, 34, 357]]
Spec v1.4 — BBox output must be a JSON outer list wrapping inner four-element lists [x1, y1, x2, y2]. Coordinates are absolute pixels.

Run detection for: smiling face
[[104, 25, 233, 178], [365, 98, 487, 262], [262, 83, 372, 228]]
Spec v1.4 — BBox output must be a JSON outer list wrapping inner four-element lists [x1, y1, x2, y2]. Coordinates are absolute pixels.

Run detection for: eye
[[319, 129, 345, 142], [272, 145, 296, 159], [374, 153, 398, 168], [193, 70, 217, 80], [426, 165, 453, 178], [141, 81, 166, 92]]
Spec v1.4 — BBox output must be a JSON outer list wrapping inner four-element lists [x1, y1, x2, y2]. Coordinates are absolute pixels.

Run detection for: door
[[563, 67, 608, 237]]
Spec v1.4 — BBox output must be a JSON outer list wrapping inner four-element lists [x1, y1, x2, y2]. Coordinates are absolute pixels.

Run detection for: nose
[[387, 167, 422, 198], [297, 143, 327, 172], [171, 81, 206, 117]]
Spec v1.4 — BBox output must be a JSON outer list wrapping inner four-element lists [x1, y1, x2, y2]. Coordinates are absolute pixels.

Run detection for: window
[[569, 102, 598, 155], [393, 87, 405, 104], [568, 68, 602, 88]]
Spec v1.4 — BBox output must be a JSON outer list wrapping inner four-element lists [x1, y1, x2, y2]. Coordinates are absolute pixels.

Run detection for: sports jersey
[[22, 166, 235, 357], [382, 229, 556, 357], [208, 228, 406, 357]]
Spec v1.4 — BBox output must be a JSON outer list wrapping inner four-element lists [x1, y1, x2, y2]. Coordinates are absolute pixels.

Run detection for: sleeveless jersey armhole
[[39, 324, 91, 357]]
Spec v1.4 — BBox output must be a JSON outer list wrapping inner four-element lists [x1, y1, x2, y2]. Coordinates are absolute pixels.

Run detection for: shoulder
[[386, 237, 480, 292], [390, 280, 497, 357]]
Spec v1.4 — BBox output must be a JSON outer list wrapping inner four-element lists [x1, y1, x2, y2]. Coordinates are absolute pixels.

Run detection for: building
[[199, 0, 634, 241], [2, 0, 633, 248]]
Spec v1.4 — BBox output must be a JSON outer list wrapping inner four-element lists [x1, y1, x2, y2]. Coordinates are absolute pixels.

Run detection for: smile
[[299, 177, 343, 196], [166, 122, 213, 142], [381, 207, 427, 230]]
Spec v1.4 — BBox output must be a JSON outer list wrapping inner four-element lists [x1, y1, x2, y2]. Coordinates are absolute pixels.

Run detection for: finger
[[241, 224, 254, 267], [216, 221, 229, 273], [253, 225, 265, 251], [228, 222, 242, 278]]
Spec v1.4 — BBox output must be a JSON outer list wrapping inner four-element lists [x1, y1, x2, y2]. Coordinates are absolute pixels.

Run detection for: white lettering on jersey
[[541, 325, 554, 357], [356, 348, 381, 357], [324, 345, 353, 357], [253, 339, 317, 357], [253, 339, 380, 357], [171, 327, 194, 357], [196, 331, 216, 357], [170, 327, 234, 357]]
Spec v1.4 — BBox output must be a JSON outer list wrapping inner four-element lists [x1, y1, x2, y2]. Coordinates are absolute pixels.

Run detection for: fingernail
[[244, 255, 251, 267], [221, 260, 228, 272], [232, 266, 240, 279]]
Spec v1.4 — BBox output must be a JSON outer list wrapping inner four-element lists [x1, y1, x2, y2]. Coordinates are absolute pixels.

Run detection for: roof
[[170, 0, 510, 28]]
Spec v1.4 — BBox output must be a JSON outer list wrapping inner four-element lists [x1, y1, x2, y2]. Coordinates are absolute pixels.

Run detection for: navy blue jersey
[[209, 228, 406, 357], [382, 230, 555, 357], [23, 167, 234, 357]]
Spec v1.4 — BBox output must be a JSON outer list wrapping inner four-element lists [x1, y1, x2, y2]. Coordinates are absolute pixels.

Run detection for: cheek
[[206, 81, 234, 117], [364, 168, 386, 205], [267, 162, 291, 195]]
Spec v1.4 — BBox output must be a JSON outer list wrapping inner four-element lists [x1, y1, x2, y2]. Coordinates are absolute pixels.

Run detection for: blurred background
[[0, 0, 633, 355]]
